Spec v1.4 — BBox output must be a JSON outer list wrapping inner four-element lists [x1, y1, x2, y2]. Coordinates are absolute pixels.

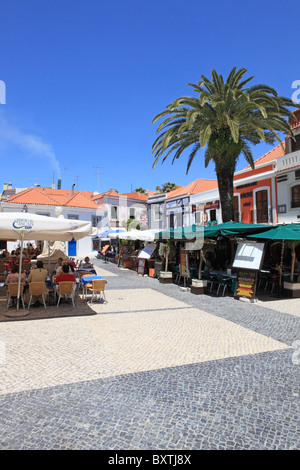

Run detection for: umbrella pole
[[48, 241, 51, 277], [279, 239, 285, 288], [198, 249, 203, 280], [291, 247, 296, 283], [17, 233, 24, 311]]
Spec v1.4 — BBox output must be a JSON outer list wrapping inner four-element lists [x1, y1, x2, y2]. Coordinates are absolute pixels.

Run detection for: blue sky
[[0, 0, 300, 194]]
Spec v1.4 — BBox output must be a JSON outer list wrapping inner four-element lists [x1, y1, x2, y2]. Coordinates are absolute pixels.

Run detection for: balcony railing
[[276, 150, 300, 173]]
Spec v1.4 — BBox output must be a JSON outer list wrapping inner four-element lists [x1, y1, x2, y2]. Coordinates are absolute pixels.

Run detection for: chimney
[[8, 183, 12, 190], [3, 183, 7, 191], [72, 183, 75, 195], [57, 179, 61, 190]]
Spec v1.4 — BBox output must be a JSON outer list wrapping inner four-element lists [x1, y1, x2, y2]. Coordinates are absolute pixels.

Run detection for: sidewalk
[[0, 258, 299, 450]]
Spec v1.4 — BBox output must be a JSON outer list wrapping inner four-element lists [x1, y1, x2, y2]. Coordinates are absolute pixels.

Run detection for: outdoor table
[[76, 268, 97, 275], [80, 275, 104, 300]]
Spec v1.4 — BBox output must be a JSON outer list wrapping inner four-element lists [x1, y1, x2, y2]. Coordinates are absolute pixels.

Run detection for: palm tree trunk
[[216, 168, 234, 222]]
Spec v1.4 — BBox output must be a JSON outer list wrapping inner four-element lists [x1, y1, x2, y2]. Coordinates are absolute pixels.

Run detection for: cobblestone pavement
[[0, 258, 299, 450]]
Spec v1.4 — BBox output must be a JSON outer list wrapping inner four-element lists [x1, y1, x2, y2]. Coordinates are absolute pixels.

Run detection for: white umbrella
[[0, 212, 93, 310], [112, 229, 156, 242]]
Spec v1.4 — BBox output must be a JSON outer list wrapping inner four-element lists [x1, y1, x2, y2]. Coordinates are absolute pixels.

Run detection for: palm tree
[[152, 67, 298, 222], [160, 182, 178, 193], [135, 187, 147, 194]]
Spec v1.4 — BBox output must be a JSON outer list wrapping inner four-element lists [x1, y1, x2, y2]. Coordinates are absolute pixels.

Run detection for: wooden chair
[[87, 279, 107, 303], [28, 282, 47, 309], [7, 283, 25, 310], [56, 281, 76, 308]]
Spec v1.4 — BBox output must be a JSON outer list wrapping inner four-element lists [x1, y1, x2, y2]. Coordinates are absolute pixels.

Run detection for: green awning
[[155, 224, 204, 241], [247, 224, 300, 240], [154, 221, 272, 241], [203, 221, 273, 238]]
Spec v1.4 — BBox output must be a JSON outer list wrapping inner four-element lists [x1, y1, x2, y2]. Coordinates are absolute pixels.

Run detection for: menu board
[[232, 241, 265, 271], [137, 258, 146, 275], [234, 270, 258, 300], [137, 243, 156, 259], [122, 244, 129, 261]]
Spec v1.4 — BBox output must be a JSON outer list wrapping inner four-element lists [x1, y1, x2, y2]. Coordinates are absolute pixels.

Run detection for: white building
[[0, 184, 106, 257]]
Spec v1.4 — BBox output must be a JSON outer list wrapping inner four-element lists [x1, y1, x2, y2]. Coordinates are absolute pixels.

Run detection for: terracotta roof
[[242, 143, 285, 170], [93, 190, 149, 202], [92, 189, 120, 201], [166, 179, 218, 199], [6, 187, 100, 209], [289, 109, 300, 130], [121, 192, 148, 201]]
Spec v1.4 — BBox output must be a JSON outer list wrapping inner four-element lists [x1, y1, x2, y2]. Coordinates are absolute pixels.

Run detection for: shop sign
[[204, 200, 219, 209]]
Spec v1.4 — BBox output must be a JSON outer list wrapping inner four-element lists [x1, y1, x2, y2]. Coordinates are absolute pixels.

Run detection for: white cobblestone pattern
[[0, 285, 290, 395]]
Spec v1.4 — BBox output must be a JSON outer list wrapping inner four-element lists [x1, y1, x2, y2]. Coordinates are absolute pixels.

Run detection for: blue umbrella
[[97, 228, 125, 238]]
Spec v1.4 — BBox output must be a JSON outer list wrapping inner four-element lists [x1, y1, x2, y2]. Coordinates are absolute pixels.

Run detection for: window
[[233, 196, 239, 222], [256, 190, 268, 223], [111, 206, 118, 220], [154, 205, 162, 221], [210, 209, 216, 221], [129, 208, 135, 220], [170, 212, 175, 229], [92, 215, 102, 227], [291, 134, 300, 153], [68, 215, 79, 220], [291, 185, 300, 208], [195, 212, 201, 223], [36, 212, 50, 217]]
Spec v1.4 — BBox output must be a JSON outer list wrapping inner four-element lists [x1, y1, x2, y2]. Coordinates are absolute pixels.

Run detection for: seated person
[[6, 264, 27, 285], [54, 264, 77, 299], [55, 260, 68, 277], [79, 256, 94, 269], [54, 257, 64, 271], [27, 260, 48, 282], [27, 260, 48, 306], [55, 263, 76, 283]]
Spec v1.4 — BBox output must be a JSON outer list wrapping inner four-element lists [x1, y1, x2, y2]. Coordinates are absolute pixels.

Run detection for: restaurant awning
[[155, 221, 272, 241], [247, 224, 300, 240], [203, 221, 273, 238], [155, 224, 203, 241]]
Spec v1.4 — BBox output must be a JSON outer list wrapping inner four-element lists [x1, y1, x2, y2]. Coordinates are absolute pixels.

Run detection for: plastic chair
[[28, 282, 47, 309], [87, 279, 107, 303], [7, 283, 25, 309], [56, 282, 76, 308]]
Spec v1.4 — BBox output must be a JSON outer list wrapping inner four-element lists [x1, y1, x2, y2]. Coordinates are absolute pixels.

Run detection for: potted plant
[[191, 249, 207, 294], [159, 241, 175, 283]]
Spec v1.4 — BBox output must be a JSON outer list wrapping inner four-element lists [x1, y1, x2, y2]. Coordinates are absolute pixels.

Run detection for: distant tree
[[152, 67, 298, 222], [160, 182, 178, 193]]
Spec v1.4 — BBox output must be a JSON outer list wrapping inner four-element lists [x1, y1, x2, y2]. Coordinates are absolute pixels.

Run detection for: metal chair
[[56, 282, 76, 308], [80, 274, 96, 299], [216, 274, 232, 296], [202, 271, 214, 292], [28, 282, 47, 309], [87, 279, 107, 303], [7, 283, 25, 309]]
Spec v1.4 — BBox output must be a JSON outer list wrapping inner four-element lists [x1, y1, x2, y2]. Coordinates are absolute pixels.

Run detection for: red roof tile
[[242, 143, 285, 170], [166, 179, 218, 199], [6, 187, 100, 209]]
